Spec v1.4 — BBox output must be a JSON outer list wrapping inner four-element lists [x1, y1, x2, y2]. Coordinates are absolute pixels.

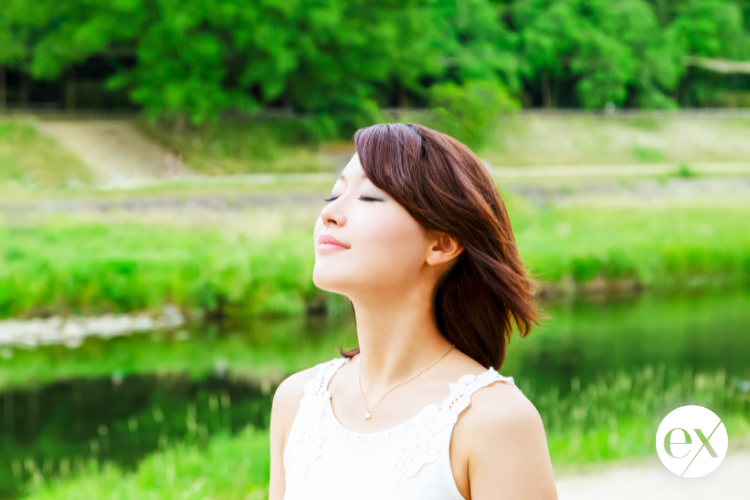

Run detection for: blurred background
[[0, 0, 749, 498]]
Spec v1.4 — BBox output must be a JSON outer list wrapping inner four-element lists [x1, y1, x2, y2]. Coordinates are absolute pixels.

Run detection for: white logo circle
[[656, 405, 728, 478]]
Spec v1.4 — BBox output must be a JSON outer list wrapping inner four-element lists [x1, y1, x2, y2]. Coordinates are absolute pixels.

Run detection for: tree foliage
[[1, 0, 750, 126], [428, 79, 519, 149]]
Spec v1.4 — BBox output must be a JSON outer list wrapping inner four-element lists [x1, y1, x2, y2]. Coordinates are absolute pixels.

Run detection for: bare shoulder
[[464, 377, 539, 427], [271, 364, 320, 423], [455, 379, 558, 499], [455, 378, 543, 454]]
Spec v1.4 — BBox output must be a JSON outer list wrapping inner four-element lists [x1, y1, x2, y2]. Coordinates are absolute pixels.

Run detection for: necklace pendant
[[365, 411, 371, 420]]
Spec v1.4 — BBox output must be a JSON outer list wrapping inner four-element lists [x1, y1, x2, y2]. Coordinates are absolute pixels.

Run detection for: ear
[[425, 231, 464, 268]]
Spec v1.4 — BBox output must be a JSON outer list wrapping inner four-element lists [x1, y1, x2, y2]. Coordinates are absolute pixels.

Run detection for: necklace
[[358, 344, 455, 420]]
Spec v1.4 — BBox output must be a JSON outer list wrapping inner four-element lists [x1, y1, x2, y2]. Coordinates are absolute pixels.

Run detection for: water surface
[[1, 289, 748, 497]]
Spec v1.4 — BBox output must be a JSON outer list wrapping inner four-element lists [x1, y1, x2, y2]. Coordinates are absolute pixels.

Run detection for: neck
[[348, 288, 454, 389]]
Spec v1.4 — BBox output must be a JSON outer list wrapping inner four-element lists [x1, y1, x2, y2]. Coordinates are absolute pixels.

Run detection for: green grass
[[0, 120, 93, 189], [137, 118, 336, 175], [512, 202, 750, 294], [631, 145, 664, 162], [2, 202, 749, 319], [532, 365, 750, 468], [0, 223, 324, 319], [21, 426, 270, 500], [483, 114, 750, 166]]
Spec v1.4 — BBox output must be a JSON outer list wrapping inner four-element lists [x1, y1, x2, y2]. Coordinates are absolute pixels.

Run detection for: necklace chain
[[358, 344, 455, 420]]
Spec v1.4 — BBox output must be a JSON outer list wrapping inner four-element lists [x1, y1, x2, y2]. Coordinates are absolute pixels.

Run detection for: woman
[[269, 123, 558, 500]]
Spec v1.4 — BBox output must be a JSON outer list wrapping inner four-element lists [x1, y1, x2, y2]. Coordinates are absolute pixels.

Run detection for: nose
[[320, 197, 346, 227]]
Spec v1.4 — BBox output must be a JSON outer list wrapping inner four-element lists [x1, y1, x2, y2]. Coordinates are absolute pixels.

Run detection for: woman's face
[[313, 154, 432, 298]]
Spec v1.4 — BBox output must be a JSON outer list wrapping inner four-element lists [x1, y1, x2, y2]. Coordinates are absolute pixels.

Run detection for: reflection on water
[[0, 289, 747, 497], [503, 289, 750, 394], [0, 374, 271, 498]]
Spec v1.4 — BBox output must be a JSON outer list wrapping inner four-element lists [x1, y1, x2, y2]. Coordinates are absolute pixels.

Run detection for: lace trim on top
[[387, 368, 519, 495], [291, 356, 520, 492], [293, 357, 348, 479]]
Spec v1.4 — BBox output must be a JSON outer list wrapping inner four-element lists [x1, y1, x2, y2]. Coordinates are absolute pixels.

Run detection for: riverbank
[[2, 201, 749, 320], [23, 442, 750, 500], [21, 435, 750, 500], [20, 426, 271, 500], [3, 288, 749, 391]]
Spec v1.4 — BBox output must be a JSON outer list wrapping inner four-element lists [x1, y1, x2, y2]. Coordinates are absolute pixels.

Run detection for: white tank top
[[283, 355, 522, 500]]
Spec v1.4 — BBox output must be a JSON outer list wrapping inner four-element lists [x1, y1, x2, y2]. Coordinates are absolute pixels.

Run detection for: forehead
[[339, 153, 367, 181]]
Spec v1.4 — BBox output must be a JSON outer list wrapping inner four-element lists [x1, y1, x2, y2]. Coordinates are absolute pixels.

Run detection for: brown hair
[[336, 123, 539, 370]]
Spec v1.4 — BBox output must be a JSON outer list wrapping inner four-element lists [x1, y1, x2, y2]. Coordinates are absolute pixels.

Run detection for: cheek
[[312, 203, 427, 293], [355, 206, 426, 278]]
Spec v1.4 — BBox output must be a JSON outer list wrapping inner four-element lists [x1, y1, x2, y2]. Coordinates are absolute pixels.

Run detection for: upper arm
[[268, 366, 318, 500], [466, 384, 558, 500]]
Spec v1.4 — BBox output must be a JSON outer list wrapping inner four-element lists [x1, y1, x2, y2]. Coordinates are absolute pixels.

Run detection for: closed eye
[[323, 196, 383, 202]]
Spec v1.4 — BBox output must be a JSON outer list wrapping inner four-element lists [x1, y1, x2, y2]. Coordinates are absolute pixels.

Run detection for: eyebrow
[[338, 173, 368, 181]]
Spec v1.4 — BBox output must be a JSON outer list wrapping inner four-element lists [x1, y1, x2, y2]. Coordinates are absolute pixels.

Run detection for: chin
[[312, 264, 354, 295]]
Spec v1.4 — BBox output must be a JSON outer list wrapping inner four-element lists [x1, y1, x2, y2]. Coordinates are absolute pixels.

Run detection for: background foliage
[[2, 0, 750, 133]]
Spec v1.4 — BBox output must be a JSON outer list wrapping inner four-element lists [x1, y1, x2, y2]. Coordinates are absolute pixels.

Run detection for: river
[[0, 289, 748, 498]]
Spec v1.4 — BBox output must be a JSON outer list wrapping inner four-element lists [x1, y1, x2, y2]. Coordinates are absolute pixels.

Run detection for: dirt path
[[34, 120, 191, 187], [555, 447, 750, 499], [2, 176, 748, 217], [490, 162, 750, 178]]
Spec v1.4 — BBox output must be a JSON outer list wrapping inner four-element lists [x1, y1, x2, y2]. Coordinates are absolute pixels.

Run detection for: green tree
[[0, 0, 142, 108], [514, 0, 683, 109], [672, 0, 750, 105], [4, 0, 750, 119], [428, 79, 519, 149], [0, 0, 47, 106]]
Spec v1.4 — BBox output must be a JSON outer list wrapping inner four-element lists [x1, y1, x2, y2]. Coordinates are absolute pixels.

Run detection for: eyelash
[[324, 196, 381, 202]]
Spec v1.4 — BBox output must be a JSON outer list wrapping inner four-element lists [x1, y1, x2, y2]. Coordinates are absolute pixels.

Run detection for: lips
[[318, 234, 350, 251]]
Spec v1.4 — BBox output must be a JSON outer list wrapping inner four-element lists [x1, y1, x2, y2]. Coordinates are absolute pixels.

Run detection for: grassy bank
[[515, 203, 750, 295], [534, 365, 750, 467], [140, 113, 750, 175], [0, 224, 323, 320], [0, 121, 92, 190], [137, 118, 337, 175], [18, 367, 750, 499], [4, 114, 750, 193], [2, 202, 749, 319], [485, 114, 750, 167], [21, 426, 270, 500]]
